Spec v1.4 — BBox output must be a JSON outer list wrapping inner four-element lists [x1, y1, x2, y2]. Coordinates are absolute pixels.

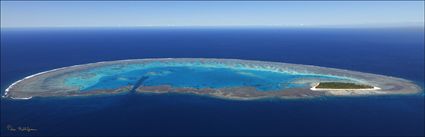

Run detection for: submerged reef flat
[[3, 58, 422, 100]]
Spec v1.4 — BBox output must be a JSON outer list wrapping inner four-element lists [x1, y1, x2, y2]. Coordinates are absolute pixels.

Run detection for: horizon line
[[1, 23, 424, 29]]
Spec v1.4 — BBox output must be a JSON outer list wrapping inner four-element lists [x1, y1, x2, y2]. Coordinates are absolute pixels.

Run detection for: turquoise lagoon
[[64, 60, 351, 92]]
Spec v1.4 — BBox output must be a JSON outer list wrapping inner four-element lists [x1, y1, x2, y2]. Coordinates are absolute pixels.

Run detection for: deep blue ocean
[[1, 27, 424, 136]]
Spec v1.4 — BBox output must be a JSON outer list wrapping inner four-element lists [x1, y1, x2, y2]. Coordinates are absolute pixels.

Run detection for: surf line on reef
[[130, 76, 150, 93]]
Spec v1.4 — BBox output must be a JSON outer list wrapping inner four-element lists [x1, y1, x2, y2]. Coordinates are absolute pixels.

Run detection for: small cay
[[315, 82, 375, 89]]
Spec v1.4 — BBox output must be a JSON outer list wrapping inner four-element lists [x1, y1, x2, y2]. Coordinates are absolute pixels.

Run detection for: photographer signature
[[6, 124, 37, 132]]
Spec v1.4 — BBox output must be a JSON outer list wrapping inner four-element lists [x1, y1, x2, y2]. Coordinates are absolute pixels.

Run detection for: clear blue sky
[[1, 1, 424, 28]]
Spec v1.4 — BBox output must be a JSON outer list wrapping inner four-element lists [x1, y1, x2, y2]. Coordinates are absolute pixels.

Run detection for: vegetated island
[[2, 58, 422, 100], [315, 82, 375, 89]]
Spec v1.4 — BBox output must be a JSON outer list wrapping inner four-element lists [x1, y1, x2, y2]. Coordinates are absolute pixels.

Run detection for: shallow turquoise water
[[64, 64, 348, 92]]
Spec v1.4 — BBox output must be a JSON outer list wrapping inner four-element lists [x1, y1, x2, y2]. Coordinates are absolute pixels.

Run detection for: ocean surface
[[1, 27, 424, 136]]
